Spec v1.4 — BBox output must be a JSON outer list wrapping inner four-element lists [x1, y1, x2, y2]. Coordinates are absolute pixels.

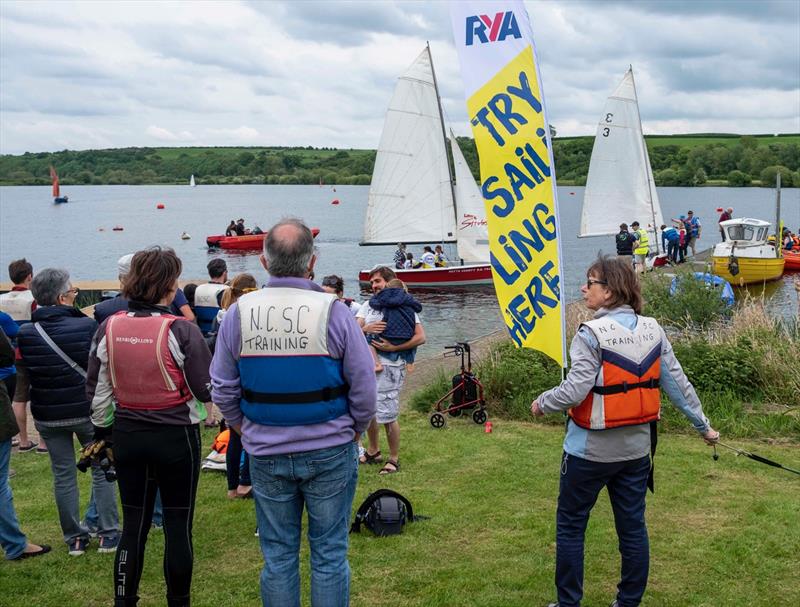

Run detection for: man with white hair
[[93, 254, 135, 323], [718, 207, 733, 241]]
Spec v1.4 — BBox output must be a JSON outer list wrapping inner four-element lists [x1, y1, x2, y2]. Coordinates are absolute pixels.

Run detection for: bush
[[641, 269, 732, 329], [759, 165, 794, 188], [671, 341, 761, 399], [727, 170, 751, 186]]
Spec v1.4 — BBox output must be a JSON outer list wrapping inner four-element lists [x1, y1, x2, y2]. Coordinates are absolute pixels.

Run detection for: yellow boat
[[711, 218, 785, 285]]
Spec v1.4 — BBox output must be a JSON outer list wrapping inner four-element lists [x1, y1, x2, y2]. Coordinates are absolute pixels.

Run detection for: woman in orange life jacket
[[530, 255, 719, 607], [214, 273, 258, 499], [86, 247, 212, 607]]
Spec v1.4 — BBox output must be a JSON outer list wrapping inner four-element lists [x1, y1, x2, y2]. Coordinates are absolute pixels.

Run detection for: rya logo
[[465, 12, 522, 46]]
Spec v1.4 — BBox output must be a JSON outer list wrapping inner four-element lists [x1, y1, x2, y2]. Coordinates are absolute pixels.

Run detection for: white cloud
[[0, 0, 797, 154]]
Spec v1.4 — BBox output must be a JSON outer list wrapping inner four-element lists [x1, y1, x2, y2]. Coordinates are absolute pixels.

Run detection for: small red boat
[[207, 228, 320, 250], [784, 249, 800, 271], [358, 264, 492, 289]]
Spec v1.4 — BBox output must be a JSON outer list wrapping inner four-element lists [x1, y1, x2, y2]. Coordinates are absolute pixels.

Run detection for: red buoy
[[331, 199, 340, 205], [157, 203, 165, 209], [716, 207, 723, 213]]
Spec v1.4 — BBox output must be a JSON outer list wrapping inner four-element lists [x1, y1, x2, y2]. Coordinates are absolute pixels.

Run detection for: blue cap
[[679, 215, 686, 219]]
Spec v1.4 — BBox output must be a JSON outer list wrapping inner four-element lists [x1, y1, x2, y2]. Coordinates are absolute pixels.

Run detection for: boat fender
[[728, 255, 740, 277]]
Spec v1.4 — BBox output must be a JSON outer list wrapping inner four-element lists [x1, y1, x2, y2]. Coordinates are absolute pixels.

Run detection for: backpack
[[350, 489, 417, 537]]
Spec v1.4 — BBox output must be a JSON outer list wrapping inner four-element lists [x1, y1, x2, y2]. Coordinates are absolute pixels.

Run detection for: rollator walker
[[429, 342, 487, 429]]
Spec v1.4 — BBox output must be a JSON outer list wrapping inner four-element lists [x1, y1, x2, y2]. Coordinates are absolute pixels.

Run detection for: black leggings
[[225, 428, 251, 491], [113, 424, 201, 607]]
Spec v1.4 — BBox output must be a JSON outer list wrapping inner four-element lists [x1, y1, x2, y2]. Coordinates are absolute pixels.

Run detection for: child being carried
[[366, 278, 422, 373]]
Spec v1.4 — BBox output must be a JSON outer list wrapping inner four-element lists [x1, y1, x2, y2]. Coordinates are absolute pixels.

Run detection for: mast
[[427, 42, 459, 247], [775, 171, 782, 258], [629, 66, 660, 254]]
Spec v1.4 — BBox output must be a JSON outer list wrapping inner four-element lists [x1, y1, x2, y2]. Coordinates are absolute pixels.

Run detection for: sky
[[1, 0, 798, 155]]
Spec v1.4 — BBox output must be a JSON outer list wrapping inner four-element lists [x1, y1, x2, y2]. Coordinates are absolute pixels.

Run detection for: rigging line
[[715, 441, 800, 476]]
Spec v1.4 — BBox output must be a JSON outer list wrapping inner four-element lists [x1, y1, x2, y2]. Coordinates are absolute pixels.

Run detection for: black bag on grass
[[350, 489, 415, 537]]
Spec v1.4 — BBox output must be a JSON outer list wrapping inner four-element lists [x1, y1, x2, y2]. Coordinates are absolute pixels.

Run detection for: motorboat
[[711, 218, 785, 285]]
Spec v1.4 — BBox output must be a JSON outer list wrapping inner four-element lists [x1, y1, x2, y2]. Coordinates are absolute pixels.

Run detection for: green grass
[[2, 417, 798, 606]]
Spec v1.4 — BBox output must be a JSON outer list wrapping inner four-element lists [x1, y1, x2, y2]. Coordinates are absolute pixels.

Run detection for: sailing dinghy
[[358, 45, 491, 289], [50, 166, 68, 204], [579, 68, 663, 251]]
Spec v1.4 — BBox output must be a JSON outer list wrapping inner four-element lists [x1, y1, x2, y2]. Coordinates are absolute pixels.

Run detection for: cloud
[[0, 0, 797, 154]]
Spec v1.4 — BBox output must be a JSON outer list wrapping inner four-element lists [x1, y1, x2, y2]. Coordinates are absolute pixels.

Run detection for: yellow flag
[[450, 1, 566, 366]]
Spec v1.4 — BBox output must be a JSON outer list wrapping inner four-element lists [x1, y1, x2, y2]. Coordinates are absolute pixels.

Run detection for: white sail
[[450, 131, 489, 262], [190, 174, 196, 187], [362, 47, 456, 245], [580, 68, 663, 242]]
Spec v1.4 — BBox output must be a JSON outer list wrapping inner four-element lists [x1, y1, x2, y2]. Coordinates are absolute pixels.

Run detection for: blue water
[[1, 184, 798, 354]]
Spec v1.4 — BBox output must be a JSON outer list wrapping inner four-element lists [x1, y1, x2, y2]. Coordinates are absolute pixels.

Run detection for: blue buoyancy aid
[[237, 287, 349, 427], [194, 283, 229, 334]]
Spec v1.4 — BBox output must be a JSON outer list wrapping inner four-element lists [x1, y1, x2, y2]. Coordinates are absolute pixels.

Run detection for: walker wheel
[[430, 412, 446, 429], [448, 407, 463, 417], [472, 409, 487, 425]]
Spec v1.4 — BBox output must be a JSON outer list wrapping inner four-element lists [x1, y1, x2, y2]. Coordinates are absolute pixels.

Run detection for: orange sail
[[50, 166, 60, 197]]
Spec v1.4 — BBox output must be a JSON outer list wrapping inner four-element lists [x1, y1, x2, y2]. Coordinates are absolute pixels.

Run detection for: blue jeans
[[250, 442, 358, 607], [667, 241, 679, 263], [556, 453, 651, 607], [0, 439, 28, 559], [86, 490, 163, 528]]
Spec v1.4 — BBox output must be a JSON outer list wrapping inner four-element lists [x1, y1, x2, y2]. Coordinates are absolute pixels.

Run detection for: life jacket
[[0, 289, 34, 325], [616, 231, 634, 256], [237, 287, 349, 427], [194, 283, 229, 334], [569, 315, 662, 430], [633, 229, 650, 255], [211, 428, 230, 454], [105, 312, 192, 410]]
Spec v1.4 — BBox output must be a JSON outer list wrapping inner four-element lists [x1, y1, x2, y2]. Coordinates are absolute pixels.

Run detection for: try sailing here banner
[[449, 0, 566, 366]]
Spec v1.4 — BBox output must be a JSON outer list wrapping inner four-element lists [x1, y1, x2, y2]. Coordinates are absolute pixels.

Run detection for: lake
[[1, 184, 798, 356]]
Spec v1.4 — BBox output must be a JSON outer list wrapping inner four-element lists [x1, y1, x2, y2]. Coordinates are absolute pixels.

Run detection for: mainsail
[[361, 47, 456, 246], [50, 166, 60, 198], [190, 174, 196, 187], [580, 68, 663, 242], [450, 131, 489, 263]]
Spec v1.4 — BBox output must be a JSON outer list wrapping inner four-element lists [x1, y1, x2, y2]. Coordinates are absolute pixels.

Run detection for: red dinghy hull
[[207, 228, 320, 250], [784, 250, 800, 271], [358, 264, 493, 289]]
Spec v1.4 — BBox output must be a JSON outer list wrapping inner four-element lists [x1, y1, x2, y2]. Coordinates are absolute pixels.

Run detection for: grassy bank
[[1, 418, 798, 606], [411, 276, 800, 441]]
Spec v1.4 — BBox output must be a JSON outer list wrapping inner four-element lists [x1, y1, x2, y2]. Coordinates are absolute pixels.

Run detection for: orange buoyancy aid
[[106, 312, 191, 410], [569, 315, 662, 430]]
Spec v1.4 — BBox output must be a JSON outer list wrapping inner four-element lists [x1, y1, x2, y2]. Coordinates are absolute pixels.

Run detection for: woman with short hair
[[531, 255, 719, 607], [86, 247, 211, 607], [16, 268, 119, 556]]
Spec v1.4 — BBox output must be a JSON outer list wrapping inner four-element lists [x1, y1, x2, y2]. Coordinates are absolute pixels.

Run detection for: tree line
[[1, 135, 797, 188]]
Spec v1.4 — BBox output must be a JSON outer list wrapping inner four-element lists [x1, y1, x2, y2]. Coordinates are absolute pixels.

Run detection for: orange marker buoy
[[157, 203, 165, 209], [331, 199, 340, 205]]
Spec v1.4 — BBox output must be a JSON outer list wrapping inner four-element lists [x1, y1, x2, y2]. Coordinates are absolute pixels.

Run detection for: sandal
[[378, 460, 399, 475], [359, 450, 382, 465]]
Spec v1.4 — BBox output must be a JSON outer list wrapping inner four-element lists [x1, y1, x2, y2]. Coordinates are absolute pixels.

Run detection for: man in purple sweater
[[210, 219, 376, 607]]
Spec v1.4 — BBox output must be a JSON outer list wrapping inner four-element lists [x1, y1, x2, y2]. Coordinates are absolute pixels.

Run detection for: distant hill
[[1, 134, 798, 188]]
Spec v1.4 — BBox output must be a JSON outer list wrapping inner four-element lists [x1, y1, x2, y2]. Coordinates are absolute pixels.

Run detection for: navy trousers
[[555, 453, 651, 607]]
